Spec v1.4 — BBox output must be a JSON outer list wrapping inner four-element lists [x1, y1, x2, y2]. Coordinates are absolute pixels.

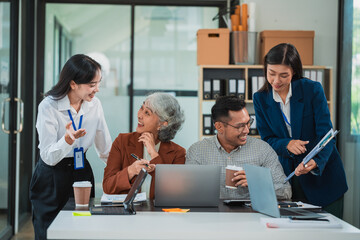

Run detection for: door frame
[[0, 0, 19, 238]]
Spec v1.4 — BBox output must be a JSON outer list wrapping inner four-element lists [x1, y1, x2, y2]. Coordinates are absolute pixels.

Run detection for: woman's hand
[[294, 159, 317, 176], [64, 121, 86, 145], [127, 159, 151, 180], [138, 132, 159, 159], [287, 140, 309, 155], [147, 164, 156, 173]]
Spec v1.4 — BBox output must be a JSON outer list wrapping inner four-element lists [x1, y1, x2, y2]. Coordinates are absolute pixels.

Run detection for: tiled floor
[[11, 217, 34, 240]]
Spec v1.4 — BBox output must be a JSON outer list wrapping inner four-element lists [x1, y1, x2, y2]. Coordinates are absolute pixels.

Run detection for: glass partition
[[339, 0, 360, 228], [133, 6, 218, 150], [45, 3, 131, 197], [44, 3, 219, 198]]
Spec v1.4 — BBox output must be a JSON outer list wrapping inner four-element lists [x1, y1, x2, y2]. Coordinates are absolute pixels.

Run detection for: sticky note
[[73, 211, 91, 216], [162, 208, 190, 213]]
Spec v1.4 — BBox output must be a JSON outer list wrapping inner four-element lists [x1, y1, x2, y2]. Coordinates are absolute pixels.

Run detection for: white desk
[[48, 211, 360, 239]]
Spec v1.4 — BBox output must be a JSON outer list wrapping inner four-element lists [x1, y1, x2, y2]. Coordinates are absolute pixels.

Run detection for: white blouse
[[36, 95, 112, 166], [141, 142, 161, 199], [272, 83, 292, 137]]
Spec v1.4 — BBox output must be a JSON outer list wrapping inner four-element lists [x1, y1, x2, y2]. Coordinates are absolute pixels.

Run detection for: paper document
[[101, 192, 146, 203], [261, 216, 342, 229], [284, 128, 339, 183], [295, 201, 322, 209]]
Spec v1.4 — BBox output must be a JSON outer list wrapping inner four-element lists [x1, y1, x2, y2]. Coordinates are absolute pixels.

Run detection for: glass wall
[[352, 1, 360, 135], [0, 1, 11, 236], [44, 3, 218, 198], [45, 3, 131, 197], [133, 6, 218, 150], [339, 0, 360, 228]]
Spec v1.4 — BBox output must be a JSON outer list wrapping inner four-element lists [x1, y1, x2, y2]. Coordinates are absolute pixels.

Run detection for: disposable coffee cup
[[73, 181, 92, 208], [225, 165, 243, 189]]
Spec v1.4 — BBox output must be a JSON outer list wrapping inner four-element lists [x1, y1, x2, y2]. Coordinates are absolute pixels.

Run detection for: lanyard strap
[[280, 109, 291, 127], [278, 103, 291, 127], [67, 110, 83, 131]]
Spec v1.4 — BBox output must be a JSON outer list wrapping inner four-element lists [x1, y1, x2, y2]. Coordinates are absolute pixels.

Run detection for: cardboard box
[[197, 29, 230, 65], [260, 30, 315, 65]]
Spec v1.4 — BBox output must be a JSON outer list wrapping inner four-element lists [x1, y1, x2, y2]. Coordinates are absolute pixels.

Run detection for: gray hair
[[145, 92, 185, 142]]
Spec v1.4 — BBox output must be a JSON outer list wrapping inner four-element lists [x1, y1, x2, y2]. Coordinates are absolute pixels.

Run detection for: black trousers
[[29, 156, 95, 240]]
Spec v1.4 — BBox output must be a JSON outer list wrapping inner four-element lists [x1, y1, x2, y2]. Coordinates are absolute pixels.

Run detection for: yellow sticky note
[[73, 211, 91, 216]]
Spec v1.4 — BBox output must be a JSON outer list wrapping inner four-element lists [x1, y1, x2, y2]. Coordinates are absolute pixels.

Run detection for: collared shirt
[[273, 83, 292, 137], [36, 95, 112, 166], [186, 135, 292, 200], [141, 142, 161, 199]]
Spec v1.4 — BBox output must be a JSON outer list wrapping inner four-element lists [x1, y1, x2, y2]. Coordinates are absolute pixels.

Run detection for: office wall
[[246, 0, 338, 122]]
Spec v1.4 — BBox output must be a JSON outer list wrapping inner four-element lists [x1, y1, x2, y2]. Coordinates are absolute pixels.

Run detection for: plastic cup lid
[[226, 165, 243, 171], [72, 181, 92, 187]]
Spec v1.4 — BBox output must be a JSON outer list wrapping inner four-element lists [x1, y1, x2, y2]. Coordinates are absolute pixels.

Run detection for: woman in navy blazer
[[253, 43, 347, 218]]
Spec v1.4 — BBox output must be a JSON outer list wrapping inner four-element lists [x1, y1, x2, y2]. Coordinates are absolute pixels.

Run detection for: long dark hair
[[259, 43, 303, 92], [45, 54, 101, 99]]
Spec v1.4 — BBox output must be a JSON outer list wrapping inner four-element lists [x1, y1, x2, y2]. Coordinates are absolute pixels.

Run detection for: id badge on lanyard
[[68, 110, 84, 170], [74, 147, 84, 170]]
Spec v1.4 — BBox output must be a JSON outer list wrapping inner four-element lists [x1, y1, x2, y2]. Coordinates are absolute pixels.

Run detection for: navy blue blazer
[[253, 78, 347, 206]]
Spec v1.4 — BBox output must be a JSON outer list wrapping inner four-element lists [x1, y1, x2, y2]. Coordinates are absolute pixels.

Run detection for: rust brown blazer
[[103, 132, 186, 199]]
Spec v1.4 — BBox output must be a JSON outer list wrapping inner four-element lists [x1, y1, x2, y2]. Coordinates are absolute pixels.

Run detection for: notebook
[[243, 164, 324, 219], [154, 164, 221, 207], [90, 168, 148, 215]]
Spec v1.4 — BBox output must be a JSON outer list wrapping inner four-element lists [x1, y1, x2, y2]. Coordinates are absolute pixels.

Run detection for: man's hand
[[233, 170, 247, 187]]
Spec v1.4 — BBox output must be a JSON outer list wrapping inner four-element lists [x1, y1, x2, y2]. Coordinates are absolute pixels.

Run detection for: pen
[[130, 153, 151, 169]]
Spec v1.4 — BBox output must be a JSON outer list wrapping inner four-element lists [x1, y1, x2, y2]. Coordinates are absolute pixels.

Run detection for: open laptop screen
[[154, 165, 220, 207], [244, 164, 323, 219]]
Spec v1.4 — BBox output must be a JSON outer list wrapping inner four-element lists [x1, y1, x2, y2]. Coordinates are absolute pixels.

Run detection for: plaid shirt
[[186, 135, 292, 200]]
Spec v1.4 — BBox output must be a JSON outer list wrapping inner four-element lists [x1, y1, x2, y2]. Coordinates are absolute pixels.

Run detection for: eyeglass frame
[[218, 117, 254, 132]]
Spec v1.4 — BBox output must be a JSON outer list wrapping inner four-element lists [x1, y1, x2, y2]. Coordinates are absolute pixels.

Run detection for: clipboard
[[284, 128, 339, 183]]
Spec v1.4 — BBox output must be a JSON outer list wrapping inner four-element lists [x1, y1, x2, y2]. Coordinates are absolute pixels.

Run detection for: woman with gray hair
[[103, 92, 185, 199]]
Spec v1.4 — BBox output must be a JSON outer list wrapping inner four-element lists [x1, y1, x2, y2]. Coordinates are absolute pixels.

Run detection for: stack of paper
[[101, 192, 146, 203], [260, 216, 342, 229]]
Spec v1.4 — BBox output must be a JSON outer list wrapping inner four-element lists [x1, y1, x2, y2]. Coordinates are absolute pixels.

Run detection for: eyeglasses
[[219, 117, 254, 132]]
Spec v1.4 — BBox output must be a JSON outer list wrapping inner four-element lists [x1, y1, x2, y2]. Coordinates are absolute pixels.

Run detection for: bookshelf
[[198, 65, 333, 139]]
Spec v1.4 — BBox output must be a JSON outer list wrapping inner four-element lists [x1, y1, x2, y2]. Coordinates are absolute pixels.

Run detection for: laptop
[[154, 164, 221, 207], [243, 164, 324, 219], [90, 168, 148, 215]]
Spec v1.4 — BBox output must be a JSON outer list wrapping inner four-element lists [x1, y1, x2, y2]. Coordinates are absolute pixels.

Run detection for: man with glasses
[[186, 96, 291, 200]]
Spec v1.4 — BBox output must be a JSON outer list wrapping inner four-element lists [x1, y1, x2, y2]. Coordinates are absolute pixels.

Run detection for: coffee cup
[[73, 181, 92, 209], [225, 165, 243, 189]]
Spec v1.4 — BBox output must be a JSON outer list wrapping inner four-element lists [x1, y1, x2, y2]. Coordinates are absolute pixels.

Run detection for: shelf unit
[[198, 65, 333, 139]]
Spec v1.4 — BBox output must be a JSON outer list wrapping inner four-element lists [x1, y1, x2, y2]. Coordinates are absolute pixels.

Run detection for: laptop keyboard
[[90, 206, 135, 215], [280, 208, 306, 216]]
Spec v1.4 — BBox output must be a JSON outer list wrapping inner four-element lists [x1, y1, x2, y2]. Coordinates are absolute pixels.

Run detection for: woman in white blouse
[[29, 54, 112, 240]]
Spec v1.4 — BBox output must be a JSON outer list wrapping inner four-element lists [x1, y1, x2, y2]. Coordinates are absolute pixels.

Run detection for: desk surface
[[62, 198, 255, 213], [48, 210, 360, 240], [49, 199, 360, 240]]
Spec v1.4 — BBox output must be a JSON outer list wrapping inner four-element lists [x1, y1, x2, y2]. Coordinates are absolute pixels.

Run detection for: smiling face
[[136, 102, 161, 136], [266, 64, 293, 96], [215, 108, 250, 152], [71, 69, 102, 102]]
